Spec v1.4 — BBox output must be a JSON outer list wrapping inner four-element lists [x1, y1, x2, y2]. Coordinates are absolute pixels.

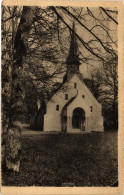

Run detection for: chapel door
[[72, 107, 85, 130]]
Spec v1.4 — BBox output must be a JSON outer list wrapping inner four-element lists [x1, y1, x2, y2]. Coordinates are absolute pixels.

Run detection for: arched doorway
[[72, 107, 85, 130]]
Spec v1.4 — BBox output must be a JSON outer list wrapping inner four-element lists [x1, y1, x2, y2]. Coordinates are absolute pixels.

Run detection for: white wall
[[44, 74, 103, 132]]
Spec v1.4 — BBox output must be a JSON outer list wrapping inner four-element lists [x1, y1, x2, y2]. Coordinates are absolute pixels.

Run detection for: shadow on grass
[[2, 131, 118, 186]]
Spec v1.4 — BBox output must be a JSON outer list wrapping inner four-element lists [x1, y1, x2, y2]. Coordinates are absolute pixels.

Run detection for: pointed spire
[[63, 22, 81, 83], [66, 22, 80, 72]]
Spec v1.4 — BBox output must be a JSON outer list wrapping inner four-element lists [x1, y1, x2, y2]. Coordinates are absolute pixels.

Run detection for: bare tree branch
[[100, 7, 118, 25]]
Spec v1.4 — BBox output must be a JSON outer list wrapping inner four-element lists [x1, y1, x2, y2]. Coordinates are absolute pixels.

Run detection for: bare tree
[[51, 6, 117, 64], [2, 6, 36, 172], [2, 6, 118, 172], [84, 57, 118, 129]]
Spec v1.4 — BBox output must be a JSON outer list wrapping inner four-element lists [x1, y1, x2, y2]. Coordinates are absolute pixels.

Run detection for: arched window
[[90, 106, 93, 112], [56, 105, 59, 111], [65, 94, 68, 100], [82, 95, 85, 99], [74, 83, 77, 89]]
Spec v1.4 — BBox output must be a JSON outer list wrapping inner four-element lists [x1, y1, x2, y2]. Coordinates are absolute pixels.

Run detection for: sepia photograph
[[1, 1, 123, 194]]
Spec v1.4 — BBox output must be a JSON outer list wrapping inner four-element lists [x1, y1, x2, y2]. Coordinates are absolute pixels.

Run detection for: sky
[[2, 6, 118, 81], [60, 7, 118, 78]]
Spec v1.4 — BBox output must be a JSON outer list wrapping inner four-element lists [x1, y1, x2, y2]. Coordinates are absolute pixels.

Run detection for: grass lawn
[[2, 131, 118, 186]]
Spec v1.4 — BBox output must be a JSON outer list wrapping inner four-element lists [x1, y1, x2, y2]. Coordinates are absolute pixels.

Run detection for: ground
[[2, 127, 118, 186]]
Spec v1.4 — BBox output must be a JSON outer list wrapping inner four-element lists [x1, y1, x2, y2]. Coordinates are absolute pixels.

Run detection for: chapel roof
[[48, 22, 83, 101], [49, 72, 83, 101], [63, 22, 81, 83], [66, 22, 80, 68], [62, 95, 77, 111]]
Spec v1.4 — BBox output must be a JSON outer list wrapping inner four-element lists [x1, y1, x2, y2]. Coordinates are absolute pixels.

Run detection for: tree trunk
[[4, 6, 35, 172], [2, 10, 13, 165]]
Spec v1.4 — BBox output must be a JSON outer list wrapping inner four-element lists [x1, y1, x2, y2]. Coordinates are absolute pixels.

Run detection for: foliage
[[1, 5, 118, 171], [2, 6, 118, 125], [84, 57, 118, 129]]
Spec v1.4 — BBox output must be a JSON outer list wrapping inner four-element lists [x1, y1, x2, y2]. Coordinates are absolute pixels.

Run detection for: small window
[[90, 106, 93, 112], [74, 83, 77, 89], [56, 105, 59, 111], [65, 94, 68, 100], [82, 95, 85, 99]]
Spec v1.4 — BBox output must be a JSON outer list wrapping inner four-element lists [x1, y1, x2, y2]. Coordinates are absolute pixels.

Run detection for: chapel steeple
[[64, 22, 80, 82]]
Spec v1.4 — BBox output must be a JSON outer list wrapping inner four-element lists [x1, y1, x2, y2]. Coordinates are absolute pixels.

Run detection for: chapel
[[43, 23, 104, 132]]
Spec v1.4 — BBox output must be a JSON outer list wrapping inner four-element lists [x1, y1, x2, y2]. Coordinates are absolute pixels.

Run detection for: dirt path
[[21, 123, 90, 135]]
